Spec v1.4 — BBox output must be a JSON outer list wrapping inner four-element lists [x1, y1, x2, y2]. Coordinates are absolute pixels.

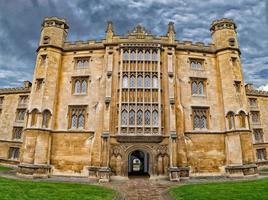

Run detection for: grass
[[170, 178, 268, 200], [0, 166, 13, 171], [0, 177, 116, 200]]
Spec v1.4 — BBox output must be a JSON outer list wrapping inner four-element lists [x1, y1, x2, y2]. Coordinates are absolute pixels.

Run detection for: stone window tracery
[[191, 79, 205, 95], [69, 106, 87, 129], [190, 59, 203, 70], [137, 110, 143, 125], [121, 110, 128, 125], [73, 78, 88, 94], [152, 110, 158, 126], [145, 110, 151, 125], [76, 57, 89, 69], [193, 108, 208, 129], [129, 110, 135, 125]]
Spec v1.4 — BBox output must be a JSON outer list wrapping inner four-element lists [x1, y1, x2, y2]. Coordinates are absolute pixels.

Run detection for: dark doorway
[[128, 150, 149, 176]]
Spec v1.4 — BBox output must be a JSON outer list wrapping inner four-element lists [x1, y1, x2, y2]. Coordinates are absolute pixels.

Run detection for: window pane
[[198, 82, 204, 95], [130, 75, 135, 88], [194, 115, 200, 129], [78, 114, 85, 128], [123, 75, 128, 88], [145, 51, 150, 60], [129, 110, 135, 125], [145, 110, 150, 125], [81, 80, 87, 93], [192, 81, 198, 94], [145, 76, 151, 88], [153, 76, 158, 88], [123, 51, 129, 60], [152, 51, 158, 61], [152, 110, 158, 126], [137, 75, 143, 88], [121, 110, 128, 125], [137, 110, 143, 125], [200, 116, 206, 128], [137, 51, 143, 60], [130, 51, 136, 60], [71, 115, 77, 128], [75, 80, 80, 93]]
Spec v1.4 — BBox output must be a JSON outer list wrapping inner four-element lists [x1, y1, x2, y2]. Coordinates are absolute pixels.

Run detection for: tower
[[211, 18, 256, 176], [17, 17, 69, 178]]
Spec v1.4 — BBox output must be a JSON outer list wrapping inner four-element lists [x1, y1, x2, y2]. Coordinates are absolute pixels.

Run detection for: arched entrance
[[128, 150, 149, 176]]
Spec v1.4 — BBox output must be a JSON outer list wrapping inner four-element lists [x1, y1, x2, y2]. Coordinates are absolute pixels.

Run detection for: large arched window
[[145, 51, 150, 60], [122, 75, 128, 88], [227, 111, 235, 130], [137, 110, 143, 125], [137, 75, 143, 88], [130, 50, 136, 60], [78, 114, 85, 128], [239, 111, 246, 128], [129, 110, 135, 125], [153, 76, 158, 88], [121, 110, 128, 125], [81, 80, 87, 94], [123, 51, 129, 60], [152, 110, 158, 126], [31, 109, 38, 127], [145, 110, 150, 125], [75, 80, 81, 94], [130, 75, 135, 88], [192, 81, 198, 95], [152, 51, 158, 61], [42, 110, 51, 128], [198, 82, 204, 95], [137, 51, 143, 61], [71, 114, 78, 128], [145, 75, 151, 88]]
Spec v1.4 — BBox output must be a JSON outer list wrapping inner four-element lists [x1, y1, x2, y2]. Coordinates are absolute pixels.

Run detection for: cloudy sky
[[0, 0, 267, 90]]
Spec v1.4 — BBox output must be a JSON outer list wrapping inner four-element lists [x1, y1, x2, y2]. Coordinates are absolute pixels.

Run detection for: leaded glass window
[[193, 108, 208, 129], [137, 110, 143, 125], [152, 110, 158, 126], [192, 81, 198, 94], [75, 80, 80, 93], [123, 51, 129, 60], [81, 80, 87, 93], [121, 110, 128, 125], [78, 114, 85, 128], [190, 60, 203, 69], [153, 76, 158, 88], [123, 75, 128, 88], [145, 75, 151, 88], [198, 82, 204, 95], [145, 51, 150, 60], [137, 75, 143, 88], [71, 115, 77, 128], [130, 75, 135, 88], [152, 51, 158, 61], [254, 129, 264, 143], [129, 110, 135, 125], [9, 147, 20, 160], [137, 51, 143, 60], [145, 110, 150, 125], [130, 50, 136, 60], [251, 111, 260, 123]]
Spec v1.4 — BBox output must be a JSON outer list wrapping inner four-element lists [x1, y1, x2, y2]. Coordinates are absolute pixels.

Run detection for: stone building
[[0, 17, 267, 181]]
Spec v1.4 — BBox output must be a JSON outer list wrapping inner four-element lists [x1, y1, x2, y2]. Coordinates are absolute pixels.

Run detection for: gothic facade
[[0, 17, 268, 181]]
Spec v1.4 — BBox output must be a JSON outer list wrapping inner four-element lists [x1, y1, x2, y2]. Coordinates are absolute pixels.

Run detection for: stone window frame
[[190, 77, 207, 96], [191, 106, 209, 130], [12, 127, 23, 140], [238, 110, 247, 128], [68, 105, 87, 129], [74, 56, 90, 69], [256, 148, 267, 161], [35, 78, 44, 91], [234, 80, 242, 93], [253, 129, 264, 143], [8, 147, 20, 160], [71, 76, 89, 95], [39, 54, 47, 66], [248, 98, 258, 108], [42, 109, 52, 128], [189, 58, 205, 71], [18, 95, 29, 106], [16, 108, 26, 122], [226, 111, 235, 130], [251, 111, 261, 124]]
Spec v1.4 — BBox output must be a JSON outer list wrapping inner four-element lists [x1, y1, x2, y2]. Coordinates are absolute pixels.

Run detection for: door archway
[[128, 150, 149, 176]]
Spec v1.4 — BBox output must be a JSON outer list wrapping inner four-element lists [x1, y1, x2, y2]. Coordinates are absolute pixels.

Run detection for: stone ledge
[[225, 164, 258, 177], [115, 135, 163, 143]]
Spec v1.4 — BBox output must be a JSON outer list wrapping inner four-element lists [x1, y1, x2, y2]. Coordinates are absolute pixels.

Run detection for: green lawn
[[170, 178, 268, 200], [0, 177, 116, 200], [0, 166, 13, 171]]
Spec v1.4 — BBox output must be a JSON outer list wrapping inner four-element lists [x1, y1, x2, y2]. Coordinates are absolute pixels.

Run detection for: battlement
[[210, 18, 237, 33], [42, 16, 69, 30], [245, 84, 268, 97], [0, 81, 31, 95]]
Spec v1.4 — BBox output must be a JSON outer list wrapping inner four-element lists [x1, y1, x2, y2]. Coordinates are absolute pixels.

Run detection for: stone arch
[[121, 145, 154, 176]]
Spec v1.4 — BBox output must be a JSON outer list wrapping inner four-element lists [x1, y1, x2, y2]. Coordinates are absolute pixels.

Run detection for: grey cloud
[[0, 0, 267, 88]]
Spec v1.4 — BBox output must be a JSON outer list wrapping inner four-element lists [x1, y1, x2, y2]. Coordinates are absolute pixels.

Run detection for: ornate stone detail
[[128, 24, 152, 38]]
